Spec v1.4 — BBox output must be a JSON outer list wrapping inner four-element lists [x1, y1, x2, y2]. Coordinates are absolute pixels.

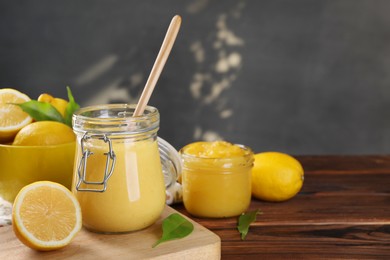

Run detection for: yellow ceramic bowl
[[0, 142, 75, 202]]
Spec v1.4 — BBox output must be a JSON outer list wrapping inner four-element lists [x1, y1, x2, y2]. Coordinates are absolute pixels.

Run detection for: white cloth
[[0, 197, 12, 226]]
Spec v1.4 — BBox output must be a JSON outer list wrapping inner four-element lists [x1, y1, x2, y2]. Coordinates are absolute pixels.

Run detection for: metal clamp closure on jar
[[76, 132, 116, 192]]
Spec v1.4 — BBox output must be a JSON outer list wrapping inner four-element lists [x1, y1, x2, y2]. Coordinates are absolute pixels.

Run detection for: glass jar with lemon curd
[[180, 141, 254, 218], [72, 104, 166, 233]]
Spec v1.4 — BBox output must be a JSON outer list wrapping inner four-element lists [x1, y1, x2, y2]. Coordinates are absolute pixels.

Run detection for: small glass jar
[[180, 141, 254, 218], [72, 104, 166, 233]]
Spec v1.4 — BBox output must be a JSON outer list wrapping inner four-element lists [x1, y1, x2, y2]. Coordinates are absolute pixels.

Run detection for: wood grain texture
[[2, 156, 389, 259], [174, 155, 390, 259], [0, 206, 221, 260]]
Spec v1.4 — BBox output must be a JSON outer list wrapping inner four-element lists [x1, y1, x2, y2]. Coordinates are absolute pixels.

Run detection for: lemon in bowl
[[0, 88, 33, 143], [0, 88, 77, 202], [0, 121, 76, 202], [13, 121, 75, 146]]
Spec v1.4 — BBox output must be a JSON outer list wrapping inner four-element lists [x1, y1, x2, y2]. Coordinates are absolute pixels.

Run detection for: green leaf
[[64, 86, 80, 127], [152, 213, 194, 248], [17, 100, 64, 123], [237, 209, 262, 240]]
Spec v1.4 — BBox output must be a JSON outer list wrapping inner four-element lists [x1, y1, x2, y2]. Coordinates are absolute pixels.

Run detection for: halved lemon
[[0, 88, 32, 143], [12, 181, 82, 251]]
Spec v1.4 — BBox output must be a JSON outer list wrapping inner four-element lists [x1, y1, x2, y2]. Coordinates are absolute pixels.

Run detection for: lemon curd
[[73, 138, 165, 233], [72, 104, 166, 233], [180, 141, 254, 218]]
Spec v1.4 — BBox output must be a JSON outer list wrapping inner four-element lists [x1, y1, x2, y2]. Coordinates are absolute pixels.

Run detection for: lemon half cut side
[[0, 88, 32, 143], [12, 181, 82, 251]]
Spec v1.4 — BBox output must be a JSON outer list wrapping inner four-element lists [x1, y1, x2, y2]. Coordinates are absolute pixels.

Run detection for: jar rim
[[179, 142, 254, 167], [72, 104, 159, 135], [73, 104, 158, 122]]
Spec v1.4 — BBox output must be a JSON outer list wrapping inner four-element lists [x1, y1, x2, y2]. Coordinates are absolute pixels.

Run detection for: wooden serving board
[[0, 206, 221, 260]]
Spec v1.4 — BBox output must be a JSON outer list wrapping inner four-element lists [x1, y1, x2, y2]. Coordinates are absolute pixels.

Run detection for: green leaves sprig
[[17, 100, 64, 123], [153, 213, 194, 248], [16, 86, 79, 127], [153, 209, 261, 247], [237, 209, 262, 240], [64, 86, 79, 126]]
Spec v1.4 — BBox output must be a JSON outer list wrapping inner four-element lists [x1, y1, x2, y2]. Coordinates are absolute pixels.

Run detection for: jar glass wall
[[72, 104, 166, 233], [180, 141, 254, 218]]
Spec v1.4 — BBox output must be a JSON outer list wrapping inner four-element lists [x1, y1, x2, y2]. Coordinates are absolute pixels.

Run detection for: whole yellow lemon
[[251, 152, 304, 202], [37, 93, 68, 117], [13, 121, 75, 146]]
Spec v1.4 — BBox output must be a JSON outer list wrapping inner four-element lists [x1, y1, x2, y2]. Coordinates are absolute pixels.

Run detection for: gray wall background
[[1, 0, 390, 154]]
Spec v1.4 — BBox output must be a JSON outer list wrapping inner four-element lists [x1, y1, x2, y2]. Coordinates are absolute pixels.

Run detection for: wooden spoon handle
[[133, 15, 182, 116]]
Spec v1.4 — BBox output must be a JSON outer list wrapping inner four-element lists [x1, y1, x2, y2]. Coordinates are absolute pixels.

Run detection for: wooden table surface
[[173, 155, 390, 259]]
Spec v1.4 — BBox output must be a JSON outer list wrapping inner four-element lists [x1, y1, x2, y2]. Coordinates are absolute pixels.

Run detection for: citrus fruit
[[251, 152, 304, 202], [0, 88, 33, 143], [37, 93, 68, 117], [12, 181, 82, 251], [13, 121, 75, 146]]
